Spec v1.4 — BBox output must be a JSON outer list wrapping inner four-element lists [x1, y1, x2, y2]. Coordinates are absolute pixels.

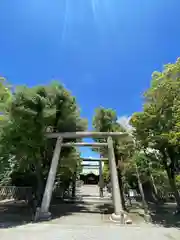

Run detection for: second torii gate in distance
[[36, 131, 129, 223], [81, 157, 108, 198]]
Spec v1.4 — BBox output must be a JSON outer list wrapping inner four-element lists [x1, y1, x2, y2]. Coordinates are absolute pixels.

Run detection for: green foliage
[[0, 77, 12, 127], [57, 148, 82, 182], [92, 107, 126, 172], [1, 57, 180, 207], [130, 58, 180, 150], [0, 77, 11, 107], [130, 58, 180, 205], [0, 81, 87, 197], [92, 107, 129, 155]]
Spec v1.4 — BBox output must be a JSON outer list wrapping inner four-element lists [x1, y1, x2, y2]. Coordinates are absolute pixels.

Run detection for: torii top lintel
[[46, 131, 128, 139]]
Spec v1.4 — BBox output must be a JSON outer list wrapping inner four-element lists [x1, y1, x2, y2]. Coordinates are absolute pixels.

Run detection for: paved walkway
[[1, 223, 180, 240], [0, 185, 180, 239], [50, 185, 113, 226], [76, 184, 111, 200]]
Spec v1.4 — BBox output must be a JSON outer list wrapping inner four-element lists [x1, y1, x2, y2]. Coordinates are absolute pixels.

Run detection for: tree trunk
[[162, 150, 180, 208], [144, 151, 158, 200], [135, 164, 148, 214], [149, 171, 158, 198], [72, 170, 77, 198], [117, 168, 126, 211], [168, 175, 180, 206], [165, 166, 180, 207], [147, 170, 159, 203], [35, 159, 44, 207]]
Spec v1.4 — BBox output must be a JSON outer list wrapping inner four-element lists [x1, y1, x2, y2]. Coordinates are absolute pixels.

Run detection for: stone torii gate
[[36, 131, 129, 223]]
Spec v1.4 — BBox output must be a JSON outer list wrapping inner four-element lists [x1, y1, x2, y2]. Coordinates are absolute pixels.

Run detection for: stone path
[[1, 223, 180, 240], [50, 185, 113, 226], [0, 185, 180, 239], [77, 184, 111, 198]]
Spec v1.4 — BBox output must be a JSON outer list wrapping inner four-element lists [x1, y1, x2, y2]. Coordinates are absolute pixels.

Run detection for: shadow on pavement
[[0, 200, 33, 229], [1, 199, 180, 229], [51, 201, 145, 225], [50, 200, 111, 219], [148, 203, 180, 228], [0, 198, 110, 229]]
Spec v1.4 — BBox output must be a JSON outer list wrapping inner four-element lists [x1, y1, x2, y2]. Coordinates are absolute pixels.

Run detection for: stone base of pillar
[[144, 213, 151, 222], [110, 212, 125, 224], [34, 207, 52, 222], [110, 212, 132, 224], [100, 188, 103, 198]]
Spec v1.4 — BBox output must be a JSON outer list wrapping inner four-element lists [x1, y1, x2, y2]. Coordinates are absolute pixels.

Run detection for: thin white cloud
[[117, 115, 133, 132]]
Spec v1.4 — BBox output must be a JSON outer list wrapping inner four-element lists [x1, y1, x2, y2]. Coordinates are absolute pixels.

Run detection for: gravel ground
[[1, 223, 180, 240], [1, 185, 180, 239]]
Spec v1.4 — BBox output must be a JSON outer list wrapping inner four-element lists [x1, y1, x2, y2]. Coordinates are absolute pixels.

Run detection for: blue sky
[[1, 0, 180, 158]]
